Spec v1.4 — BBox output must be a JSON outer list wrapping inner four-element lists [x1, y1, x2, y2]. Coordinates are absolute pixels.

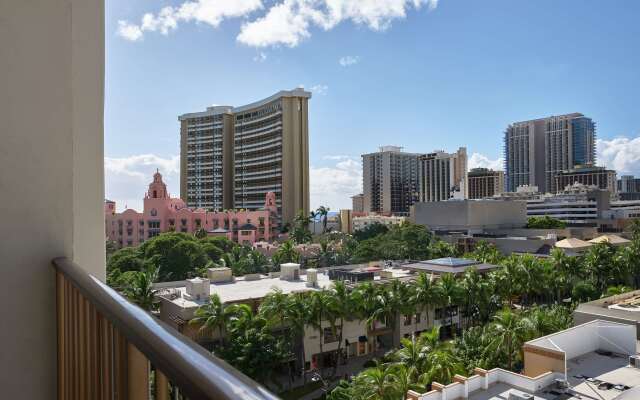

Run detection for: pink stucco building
[[105, 171, 278, 248]]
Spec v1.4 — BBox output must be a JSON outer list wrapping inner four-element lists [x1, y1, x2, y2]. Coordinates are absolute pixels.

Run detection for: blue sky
[[105, 0, 640, 211]]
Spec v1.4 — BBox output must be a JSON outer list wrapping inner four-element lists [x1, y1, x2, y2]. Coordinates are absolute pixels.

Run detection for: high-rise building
[[351, 193, 364, 212], [179, 88, 311, 226], [362, 146, 421, 215], [504, 113, 596, 193], [618, 175, 640, 200], [619, 175, 640, 193], [555, 165, 616, 193], [467, 168, 505, 199], [418, 147, 468, 202]]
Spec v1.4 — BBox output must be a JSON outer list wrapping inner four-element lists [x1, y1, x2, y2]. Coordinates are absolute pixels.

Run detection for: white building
[[352, 214, 407, 232]]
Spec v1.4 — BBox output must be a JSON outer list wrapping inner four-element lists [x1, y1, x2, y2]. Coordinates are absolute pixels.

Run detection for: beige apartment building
[[362, 146, 422, 216], [467, 168, 505, 199], [418, 147, 468, 202], [351, 193, 365, 212], [555, 164, 616, 193], [179, 89, 311, 226]]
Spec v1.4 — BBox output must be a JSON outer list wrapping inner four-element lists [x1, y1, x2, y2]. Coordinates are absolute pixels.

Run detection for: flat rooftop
[[467, 351, 640, 400], [567, 351, 639, 400], [404, 258, 499, 274], [164, 269, 414, 308], [461, 320, 640, 400], [468, 382, 557, 400], [575, 289, 640, 323]]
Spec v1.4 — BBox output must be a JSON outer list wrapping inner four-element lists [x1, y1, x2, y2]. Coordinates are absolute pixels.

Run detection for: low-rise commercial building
[[410, 199, 527, 234], [352, 214, 406, 232], [404, 257, 500, 275], [574, 290, 640, 339], [157, 261, 472, 372]]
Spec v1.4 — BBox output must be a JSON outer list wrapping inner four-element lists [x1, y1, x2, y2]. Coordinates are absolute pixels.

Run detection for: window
[[403, 314, 412, 326], [323, 326, 340, 344], [415, 313, 421, 324]]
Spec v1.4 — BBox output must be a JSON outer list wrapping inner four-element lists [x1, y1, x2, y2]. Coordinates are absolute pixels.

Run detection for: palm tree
[[330, 281, 354, 376], [292, 210, 313, 244], [412, 272, 440, 331], [488, 309, 533, 370], [286, 293, 311, 380], [259, 288, 296, 388], [272, 240, 299, 266], [352, 282, 380, 331], [435, 273, 462, 337], [225, 303, 259, 333], [190, 293, 228, 347], [259, 288, 290, 329], [123, 264, 160, 311], [493, 255, 523, 306], [387, 363, 419, 400], [359, 363, 394, 400], [316, 205, 330, 234], [394, 337, 427, 379], [308, 290, 336, 377], [423, 347, 464, 385]]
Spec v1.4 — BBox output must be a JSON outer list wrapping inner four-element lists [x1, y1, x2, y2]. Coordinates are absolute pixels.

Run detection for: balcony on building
[[2, 1, 278, 399]]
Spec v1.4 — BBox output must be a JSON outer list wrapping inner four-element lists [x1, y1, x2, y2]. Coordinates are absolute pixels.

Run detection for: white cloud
[[310, 157, 362, 210], [117, 21, 144, 41], [237, 0, 438, 47], [468, 152, 504, 171], [116, 0, 263, 41], [597, 136, 640, 175], [322, 155, 354, 160], [339, 55, 360, 66], [308, 84, 328, 95], [253, 51, 268, 62], [118, 0, 437, 47], [105, 154, 180, 212]]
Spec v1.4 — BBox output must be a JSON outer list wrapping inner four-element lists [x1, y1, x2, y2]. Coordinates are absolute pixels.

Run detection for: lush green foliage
[[107, 232, 271, 287], [526, 216, 567, 229], [353, 222, 390, 241]]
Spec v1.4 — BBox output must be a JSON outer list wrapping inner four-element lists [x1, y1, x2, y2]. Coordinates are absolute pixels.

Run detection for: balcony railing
[[53, 257, 280, 400]]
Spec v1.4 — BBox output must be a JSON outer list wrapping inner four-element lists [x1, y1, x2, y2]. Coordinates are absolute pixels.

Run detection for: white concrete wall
[[550, 323, 599, 359], [442, 382, 464, 399], [467, 375, 482, 392], [0, 0, 105, 398], [418, 390, 441, 400], [528, 320, 637, 360], [597, 323, 636, 356]]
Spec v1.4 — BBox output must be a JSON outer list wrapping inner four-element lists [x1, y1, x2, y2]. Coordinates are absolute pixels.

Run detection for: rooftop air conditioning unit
[[508, 391, 533, 400], [629, 355, 640, 368]]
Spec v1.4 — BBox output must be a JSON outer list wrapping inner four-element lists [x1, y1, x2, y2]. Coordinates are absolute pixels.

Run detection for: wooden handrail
[[53, 257, 280, 400]]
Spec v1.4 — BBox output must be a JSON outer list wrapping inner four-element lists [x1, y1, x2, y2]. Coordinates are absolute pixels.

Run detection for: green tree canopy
[[526, 216, 567, 229]]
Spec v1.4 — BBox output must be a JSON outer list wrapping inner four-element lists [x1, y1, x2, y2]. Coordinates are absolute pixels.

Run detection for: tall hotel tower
[[179, 88, 311, 225], [418, 147, 468, 202], [504, 113, 595, 193], [362, 146, 421, 216]]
